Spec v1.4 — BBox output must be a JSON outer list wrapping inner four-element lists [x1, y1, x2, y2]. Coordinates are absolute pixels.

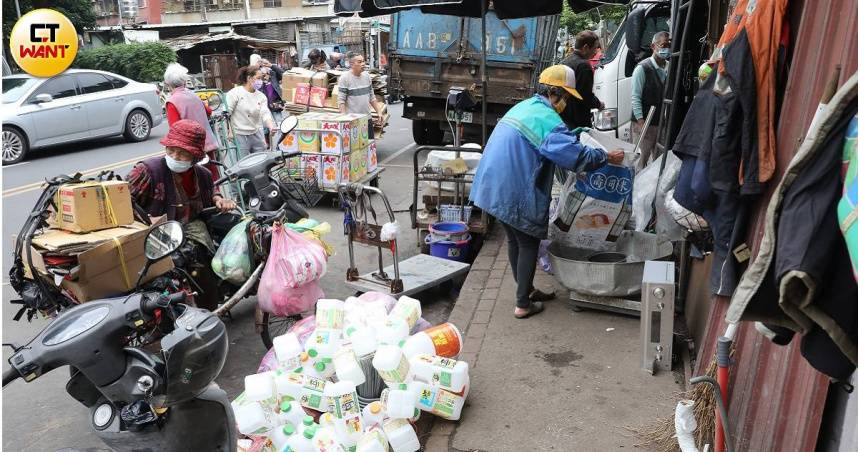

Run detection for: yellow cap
[[538, 65, 584, 101]]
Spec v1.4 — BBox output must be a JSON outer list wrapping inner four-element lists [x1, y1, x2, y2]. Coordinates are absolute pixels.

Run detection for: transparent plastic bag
[[211, 218, 253, 285]]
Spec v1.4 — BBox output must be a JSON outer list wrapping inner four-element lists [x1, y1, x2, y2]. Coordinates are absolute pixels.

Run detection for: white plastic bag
[[632, 151, 683, 237]]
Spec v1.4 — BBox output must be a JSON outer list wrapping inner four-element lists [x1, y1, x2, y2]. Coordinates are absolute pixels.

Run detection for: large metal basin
[[548, 231, 674, 297]]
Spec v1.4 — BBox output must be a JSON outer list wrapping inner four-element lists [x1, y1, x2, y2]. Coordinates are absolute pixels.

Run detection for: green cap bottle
[[303, 425, 316, 439]]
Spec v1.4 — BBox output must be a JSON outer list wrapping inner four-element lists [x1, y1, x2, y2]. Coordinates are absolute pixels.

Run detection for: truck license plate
[[447, 111, 473, 123]]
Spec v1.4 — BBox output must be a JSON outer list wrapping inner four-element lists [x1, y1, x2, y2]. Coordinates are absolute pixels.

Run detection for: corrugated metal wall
[[694, 0, 858, 450]]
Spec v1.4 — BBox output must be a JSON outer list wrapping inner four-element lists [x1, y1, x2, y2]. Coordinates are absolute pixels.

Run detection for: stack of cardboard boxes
[[279, 112, 379, 189]]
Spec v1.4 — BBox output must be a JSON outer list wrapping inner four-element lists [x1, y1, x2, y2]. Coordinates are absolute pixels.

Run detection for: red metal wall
[[694, 0, 858, 450]]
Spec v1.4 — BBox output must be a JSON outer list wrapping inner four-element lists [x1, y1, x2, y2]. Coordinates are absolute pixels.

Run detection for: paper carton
[[319, 113, 361, 155], [51, 180, 134, 233], [294, 83, 311, 106], [324, 85, 339, 109], [350, 147, 368, 181], [358, 115, 370, 148], [367, 140, 378, 173], [297, 113, 321, 153], [278, 129, 299, 154], [301, 153, 323, 185], [322, 154, 350, 188], [309, 86, 328, 108]]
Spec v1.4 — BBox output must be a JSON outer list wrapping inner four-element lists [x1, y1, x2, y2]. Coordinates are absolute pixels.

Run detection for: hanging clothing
[[727, 74, 858, 381], [838, 114, 858, 282]]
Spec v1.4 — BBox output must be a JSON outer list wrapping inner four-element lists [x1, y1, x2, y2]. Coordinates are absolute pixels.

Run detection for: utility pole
[[15, 0, 21, 18]]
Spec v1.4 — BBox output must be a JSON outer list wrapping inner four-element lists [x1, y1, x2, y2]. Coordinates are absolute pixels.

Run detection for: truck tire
[[425, 120, 444, 145], [412, 120, 429, 145]]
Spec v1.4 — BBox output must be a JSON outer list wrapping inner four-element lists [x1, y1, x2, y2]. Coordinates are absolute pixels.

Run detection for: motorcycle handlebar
[[2, 368, 19, 387], [141, 292, 187, 315]]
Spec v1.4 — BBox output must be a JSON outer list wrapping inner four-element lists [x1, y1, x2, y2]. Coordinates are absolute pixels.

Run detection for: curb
[[422, 222, 505, 452]]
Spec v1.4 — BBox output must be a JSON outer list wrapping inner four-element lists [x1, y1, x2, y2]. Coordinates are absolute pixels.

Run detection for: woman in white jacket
[[226, 64, 275, 157]]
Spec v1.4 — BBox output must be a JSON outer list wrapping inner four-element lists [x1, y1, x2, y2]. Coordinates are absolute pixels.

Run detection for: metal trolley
[[339, 183, 470, 297]]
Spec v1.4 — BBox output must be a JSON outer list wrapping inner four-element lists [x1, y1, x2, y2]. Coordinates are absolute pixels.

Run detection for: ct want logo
[[10, 9, 78, 77]]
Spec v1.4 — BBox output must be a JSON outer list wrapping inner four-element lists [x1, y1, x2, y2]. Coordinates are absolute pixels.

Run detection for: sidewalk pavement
[[423, 226, 682, 451]]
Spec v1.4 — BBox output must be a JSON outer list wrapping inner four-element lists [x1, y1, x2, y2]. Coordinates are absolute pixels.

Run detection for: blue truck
[[389, 9, 560, 144]]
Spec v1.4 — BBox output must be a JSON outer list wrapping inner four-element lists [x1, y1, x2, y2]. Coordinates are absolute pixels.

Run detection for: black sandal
[[515, 301, 545, 319], [529, 289, 556, 302]]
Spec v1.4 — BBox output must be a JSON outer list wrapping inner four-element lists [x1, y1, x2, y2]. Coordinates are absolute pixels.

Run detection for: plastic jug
[[277, 400, 306, 427], [409, 354, 469, 392], [324, 380, 362, 419], [376, 317, 409, 346], [334, 346, 367, 386], [401, 323, 463, 360], [362, 401, 386, 430], [345, 326, 378, 358], [275, 372, 329, 412], [244, 371, 277, 405], [411, 381, 466, 421], [270, 423, 297, 451], [382, 418, 420, 452], [234, 401, 273, 436], [297, 415, 318, 436], [306, 327, 343, 359], [273, 332, 304, 371], [316, 299, 346, 330], [331, 415, 361, 452], [312, 425, 346, 452], [287, 424, 317, 452], [313, 357, 336, 380], [356, 427, 390, 452], [380, 384, 418, 419], [372, 345, 411, 386], [388, 296, 422, 330]]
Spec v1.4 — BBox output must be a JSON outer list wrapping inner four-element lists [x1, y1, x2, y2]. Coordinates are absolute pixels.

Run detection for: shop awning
[[162, 31, 294, 51]]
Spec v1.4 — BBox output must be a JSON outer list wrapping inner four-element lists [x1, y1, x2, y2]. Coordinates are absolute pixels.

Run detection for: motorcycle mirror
[[280, 115, 299, 135], [207, 93, 223, 110], [144, 221, 185, 261]]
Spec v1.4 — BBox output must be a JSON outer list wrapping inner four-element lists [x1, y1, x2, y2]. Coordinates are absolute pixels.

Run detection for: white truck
[[592, 1, 671, 142]]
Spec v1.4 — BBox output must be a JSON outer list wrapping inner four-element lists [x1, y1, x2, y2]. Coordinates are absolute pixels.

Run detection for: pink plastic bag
[[257, 315, 317, 373], [258, 277, 324, 317], [266, 225, 328, 289], [357, 291, 398, 313]]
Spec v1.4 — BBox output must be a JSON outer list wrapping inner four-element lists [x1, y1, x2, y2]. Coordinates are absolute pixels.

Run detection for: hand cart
[[411, 145, 490, 247], [339, 183, 470, 297]]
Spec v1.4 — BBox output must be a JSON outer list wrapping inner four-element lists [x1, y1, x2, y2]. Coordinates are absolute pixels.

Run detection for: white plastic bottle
[[316, 299, 346, 330], [273, 332, 304, 371], [380, 384, 418, 419], [270, 423, 297, 451], [277, 400, 306, 427], [372, 344, 411, 386], [312, 425, 346, 452], [409, 354, 469, 392], [356, 427, 389, 452], [361, 401, 386, 430], [411, 381, 466, 421], [297, 415, 318, 436], [388, 296, 422, 330], [345, 325, 378, 358], [376, 317, 409, 346], [287, 424, 317, 452], [334, 346, 366, 386], [313, 357, 336, 380], [234, 401, 274, 436], [331, 416, 361, 452], [275, 372, 329, 412], [382, 418, 420, 452], [306, 327, 343, 359], [324, 380, 362, 419], [244, 371, 277, 406], [401, 323, 463, 360]]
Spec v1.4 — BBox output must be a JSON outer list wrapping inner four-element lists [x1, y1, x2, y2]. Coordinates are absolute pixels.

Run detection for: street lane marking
[[2, 150, 163, 198], [380, 143, 417, 165], [2, 162, 30, 169]]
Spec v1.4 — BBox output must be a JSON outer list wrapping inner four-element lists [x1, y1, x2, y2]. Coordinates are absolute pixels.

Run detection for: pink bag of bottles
[[265, 225, 328, 289]]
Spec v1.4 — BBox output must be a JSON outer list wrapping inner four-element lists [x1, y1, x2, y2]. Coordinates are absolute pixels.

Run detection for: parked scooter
[[3, 221, 237, 452]]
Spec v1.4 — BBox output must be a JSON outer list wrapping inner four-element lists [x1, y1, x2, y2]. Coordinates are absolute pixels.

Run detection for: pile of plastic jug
[[233, 292, 471, 452]]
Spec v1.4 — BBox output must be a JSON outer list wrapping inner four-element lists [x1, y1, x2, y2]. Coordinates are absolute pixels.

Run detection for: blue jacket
[[470, 95, 608, 238]]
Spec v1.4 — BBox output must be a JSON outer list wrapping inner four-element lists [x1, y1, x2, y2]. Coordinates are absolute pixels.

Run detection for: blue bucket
[[429, 221, 469, 242], [427, 234, 471, 262]]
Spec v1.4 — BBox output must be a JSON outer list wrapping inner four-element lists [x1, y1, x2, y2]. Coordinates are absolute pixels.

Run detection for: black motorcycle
[[3, 221, 237, 452]]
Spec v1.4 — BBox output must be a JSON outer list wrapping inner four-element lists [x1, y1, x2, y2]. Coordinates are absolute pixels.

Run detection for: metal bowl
[[548, 231, 674, 297]]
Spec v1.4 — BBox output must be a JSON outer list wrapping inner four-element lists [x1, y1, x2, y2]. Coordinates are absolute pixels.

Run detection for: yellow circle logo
[[10, 9, 79, 77]]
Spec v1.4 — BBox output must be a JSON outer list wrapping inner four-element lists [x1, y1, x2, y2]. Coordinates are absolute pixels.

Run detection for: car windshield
[[3, 77, 38, 103], [601, 19, 628, 66]]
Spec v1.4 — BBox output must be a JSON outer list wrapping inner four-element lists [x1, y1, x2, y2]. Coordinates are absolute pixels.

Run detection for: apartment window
[[183, 0, 201, 11], [138, 0, 147, 7], [264, 0, 282, 7]]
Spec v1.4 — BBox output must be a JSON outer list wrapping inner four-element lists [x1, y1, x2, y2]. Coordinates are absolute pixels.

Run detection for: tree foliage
[[560, 3, 628, 36], [3, 0, 97, 38], [74, 43, 177, 82]]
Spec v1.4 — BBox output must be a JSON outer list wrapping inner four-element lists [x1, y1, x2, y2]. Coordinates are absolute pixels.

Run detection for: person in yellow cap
[[470, 64, 624, 319]]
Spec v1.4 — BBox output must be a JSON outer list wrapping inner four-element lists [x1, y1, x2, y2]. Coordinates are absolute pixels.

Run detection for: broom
[[631, 324, 737, 451]]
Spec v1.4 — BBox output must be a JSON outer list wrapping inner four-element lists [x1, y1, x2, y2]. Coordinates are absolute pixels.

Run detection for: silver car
[[2, 69, 164, 165]]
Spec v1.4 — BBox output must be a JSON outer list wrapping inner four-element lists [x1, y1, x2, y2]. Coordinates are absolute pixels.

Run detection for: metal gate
[[201, 54, 238, 91]]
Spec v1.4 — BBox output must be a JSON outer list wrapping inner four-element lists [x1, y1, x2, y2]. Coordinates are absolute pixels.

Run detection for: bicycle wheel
[[260, 312, 302, 350]]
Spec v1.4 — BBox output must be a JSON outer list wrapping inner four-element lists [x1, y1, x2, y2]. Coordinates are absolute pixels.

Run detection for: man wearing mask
[[561, 30, 604, 128], [631, 31, 670, 169], [470, 65, 624, 319]]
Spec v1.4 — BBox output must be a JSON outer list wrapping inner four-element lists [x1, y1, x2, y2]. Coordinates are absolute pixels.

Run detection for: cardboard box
[[294, 83, 311, 106], [28, 222, 173, 302], [52, 180, 134, 233], [367, 140, 378, 173], [301, 153, 323, 185], [278, 129, 299, 154], [357, 115, 370, 148], [309, 86, 327, 108], [324, 85, 339, 109], [319, 113, 360, 155], [350, 147, 367, 181], [322, 154, 350, 188], [297, 113, 321, 153], [282, 69, 327, 91]]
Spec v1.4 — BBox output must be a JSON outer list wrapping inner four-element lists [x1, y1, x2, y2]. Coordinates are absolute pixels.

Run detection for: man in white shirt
[[338, 52, 384, 138]]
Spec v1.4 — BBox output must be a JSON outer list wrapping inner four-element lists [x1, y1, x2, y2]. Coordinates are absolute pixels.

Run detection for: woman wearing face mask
[[470, 65, 624, 319], [226, 64, 276, 157], [127, 120, 237, 310]]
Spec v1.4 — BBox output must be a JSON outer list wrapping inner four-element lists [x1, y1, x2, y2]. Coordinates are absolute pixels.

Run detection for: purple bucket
[[426, 234, 471, 262]]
